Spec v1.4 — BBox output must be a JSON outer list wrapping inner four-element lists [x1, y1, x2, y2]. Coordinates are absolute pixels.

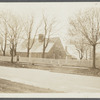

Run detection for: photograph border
[[0, 0, 100, 99]]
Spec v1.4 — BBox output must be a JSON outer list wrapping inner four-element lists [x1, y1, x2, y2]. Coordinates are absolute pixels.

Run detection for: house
[[17, 34, 66, 59]]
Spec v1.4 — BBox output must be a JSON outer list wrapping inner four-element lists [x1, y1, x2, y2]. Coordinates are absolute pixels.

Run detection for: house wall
[[31, 52, 42, 58], [17, 52, 27, 57], [46, 39, 66, 59]]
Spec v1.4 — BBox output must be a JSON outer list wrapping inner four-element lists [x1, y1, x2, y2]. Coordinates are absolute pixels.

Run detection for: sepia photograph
[[0, 2, 100, 98]]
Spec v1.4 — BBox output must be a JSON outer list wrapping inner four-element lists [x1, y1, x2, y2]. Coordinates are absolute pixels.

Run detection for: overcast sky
[[0, 2, 99, 45]]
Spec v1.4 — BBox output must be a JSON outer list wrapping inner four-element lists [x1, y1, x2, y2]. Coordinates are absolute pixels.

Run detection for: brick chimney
[[38, 34, 44, 42]]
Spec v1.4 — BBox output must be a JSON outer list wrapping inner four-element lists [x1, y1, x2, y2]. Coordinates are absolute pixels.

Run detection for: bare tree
[[5, 13, 23, 63], [41, 14, 56, 58], [72, 40, 85, 60], [0, 12, 8, 56], [24, 16, 42, 57], [69, 8, 100, 68], [70, 33, 89, 60], [24, 16, 34, 57]]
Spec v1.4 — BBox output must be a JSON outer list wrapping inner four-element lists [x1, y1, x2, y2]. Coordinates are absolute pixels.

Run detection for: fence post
[[57, 59, 60, 67]]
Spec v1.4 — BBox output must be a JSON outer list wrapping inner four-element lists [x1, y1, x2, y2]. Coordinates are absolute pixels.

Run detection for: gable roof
[[30, 41, 54, 53], [17, 37, 60, 53]]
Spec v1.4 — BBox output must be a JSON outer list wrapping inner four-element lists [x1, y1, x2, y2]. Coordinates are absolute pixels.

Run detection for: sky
[[0, 2, 99, 45]]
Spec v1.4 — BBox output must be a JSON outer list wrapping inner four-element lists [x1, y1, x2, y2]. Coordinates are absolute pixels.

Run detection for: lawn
[[0, 78, 58, 93], [0, 61, 100, 77]]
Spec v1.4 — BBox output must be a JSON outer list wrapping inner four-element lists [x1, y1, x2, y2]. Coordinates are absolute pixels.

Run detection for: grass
[[0, 61, 100, 77], [0, 78, 60, 93]]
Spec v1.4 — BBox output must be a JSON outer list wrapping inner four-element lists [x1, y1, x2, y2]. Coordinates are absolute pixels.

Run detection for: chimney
[[38, 34, 44, 42]]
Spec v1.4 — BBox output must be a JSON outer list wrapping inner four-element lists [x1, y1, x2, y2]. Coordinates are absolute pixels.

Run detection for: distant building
[[65, 45, 77, 60], [17, 34, 66, 59], [65, 45, 93, 60]]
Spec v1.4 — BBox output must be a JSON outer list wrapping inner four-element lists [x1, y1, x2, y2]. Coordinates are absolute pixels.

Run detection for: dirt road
[[0, 66, 100, 92]]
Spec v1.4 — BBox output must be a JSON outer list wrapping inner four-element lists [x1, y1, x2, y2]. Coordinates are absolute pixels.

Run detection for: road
[[0, 66, 100, 92]]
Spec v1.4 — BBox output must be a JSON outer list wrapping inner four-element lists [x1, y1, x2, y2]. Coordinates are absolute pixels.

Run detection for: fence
[[0, 56, 100, 68]]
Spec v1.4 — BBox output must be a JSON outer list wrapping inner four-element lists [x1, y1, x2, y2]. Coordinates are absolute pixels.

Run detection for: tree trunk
[[42, 48, 45, 58], [42, 40, 46, 58], [80, 53, 83, 60], [3, 32, 7, 56], [11, 43, 14, 63], [78, 50, 83, 60], [27, 34, 30, 57], [11, 52, 13, 63], [14, 47, 17, 56], [1, 44, 6, 56], [27, 48, 30, 57], [86, 50, 88, 60], [92, 45, 96, 68], [3, 51, 5, 56], [14, 48, 17, 56], [42, 36, 46, 58], [14, 44, 17, 56]]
